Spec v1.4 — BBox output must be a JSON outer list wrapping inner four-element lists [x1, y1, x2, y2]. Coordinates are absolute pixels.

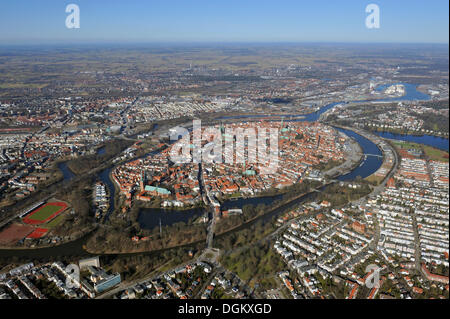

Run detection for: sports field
[[45, 215, 65, 228], [23, 202, 68, 225], [0, 224, 34, 245], [26, 228, 49, 239]]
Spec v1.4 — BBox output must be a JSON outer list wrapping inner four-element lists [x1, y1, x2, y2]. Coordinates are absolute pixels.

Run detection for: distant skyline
[[0, 0, 448, 45]]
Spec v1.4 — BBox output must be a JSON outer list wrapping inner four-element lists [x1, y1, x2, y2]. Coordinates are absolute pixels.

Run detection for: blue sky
[[0, 0, 448, 44]]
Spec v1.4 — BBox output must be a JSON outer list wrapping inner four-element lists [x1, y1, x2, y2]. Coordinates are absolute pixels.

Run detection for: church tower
[[140, 170, 145, 192]]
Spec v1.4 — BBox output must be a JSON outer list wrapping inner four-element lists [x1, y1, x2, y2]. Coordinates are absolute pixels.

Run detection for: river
[[373, 131, 448, 152], [123, 82, 432, 227], [374, 83, 430, 102], [335, 128, 382, 181], [57, 162, 75, 182], [138, 207, 205, 230], [96, 146, 106, 155], [0, 82, 432, 258]]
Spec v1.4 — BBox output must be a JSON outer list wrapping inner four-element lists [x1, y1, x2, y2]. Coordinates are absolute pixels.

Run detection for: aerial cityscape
[[0, 0, 448, 306]]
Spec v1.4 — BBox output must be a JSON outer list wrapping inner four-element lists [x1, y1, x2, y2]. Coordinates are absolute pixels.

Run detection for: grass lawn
[[422, 145, 449, 162], [365, 174, 384, 185], [393, 141, 449, 162], [28, 205, 62, 221], [45, 215, 65, 228], [392, 141, 419, 149]]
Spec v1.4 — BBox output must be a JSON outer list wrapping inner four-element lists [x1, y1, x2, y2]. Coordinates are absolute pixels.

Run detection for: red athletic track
[[22, 202, 68, 225], [26, 228, 49, 239]]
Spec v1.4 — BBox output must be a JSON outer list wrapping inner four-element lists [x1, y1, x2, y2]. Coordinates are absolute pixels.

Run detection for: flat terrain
[[0, 223, 34, 245], [1, 43, 447, 98], [45, 215, 65, 228]]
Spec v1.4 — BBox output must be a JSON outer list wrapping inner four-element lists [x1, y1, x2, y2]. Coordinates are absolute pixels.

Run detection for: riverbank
[[368, 127, 448, 140], [373, 131, 449, 152], [138, 206, 206, 230], [330, 126, 383, 181], [3, 87, 413, 258], [0, 225, 98, 251], [86, 182, 327, 255], [0, 82, 434, 267], [216, 184, 328, 238], [389, 139, 449, 162], [104, 168, 118, 221], [324, 131, 363, 179], [0, 124, 385, 259]]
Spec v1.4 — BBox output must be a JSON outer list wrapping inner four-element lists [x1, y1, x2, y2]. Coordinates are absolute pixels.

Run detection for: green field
[[393, 141, 449, 162], [45, 215, 65, 228], [365, 174, 384, 185], [422, 145, 449, 162], [28, 205, 63, 221]]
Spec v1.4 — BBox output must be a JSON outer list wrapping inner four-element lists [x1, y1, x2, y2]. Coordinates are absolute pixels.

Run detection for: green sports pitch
[[23, 202, 68, 225]]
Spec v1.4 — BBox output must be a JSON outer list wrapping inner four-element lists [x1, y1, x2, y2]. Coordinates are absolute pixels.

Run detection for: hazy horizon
[[1, 0, 448, 45]]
